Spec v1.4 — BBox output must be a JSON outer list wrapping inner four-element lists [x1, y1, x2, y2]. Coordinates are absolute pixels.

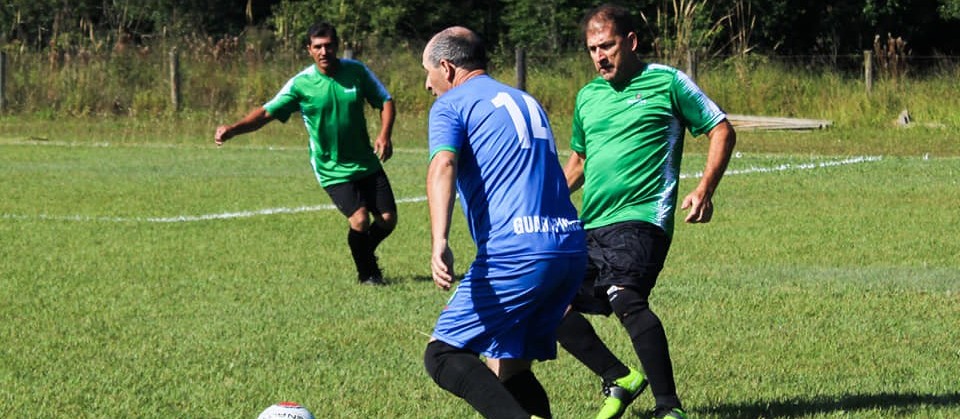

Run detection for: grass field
[[1, 118, 959, 418]]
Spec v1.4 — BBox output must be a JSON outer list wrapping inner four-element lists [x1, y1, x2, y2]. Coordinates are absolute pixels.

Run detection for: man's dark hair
[[581, 3, 637, 37], [305, 22, 339, 46], [426, 27, 489, 71]]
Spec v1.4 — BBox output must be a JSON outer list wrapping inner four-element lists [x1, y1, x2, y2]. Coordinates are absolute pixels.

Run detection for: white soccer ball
[[257, 401, 315, 419]]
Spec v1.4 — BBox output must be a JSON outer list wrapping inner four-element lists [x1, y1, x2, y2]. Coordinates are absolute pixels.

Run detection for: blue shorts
[[431, 254, 587, 360]]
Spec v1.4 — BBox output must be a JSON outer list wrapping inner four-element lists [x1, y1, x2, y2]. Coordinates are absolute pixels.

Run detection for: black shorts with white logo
[[323, 169, 397, 218], [571, 220, 672, 315]]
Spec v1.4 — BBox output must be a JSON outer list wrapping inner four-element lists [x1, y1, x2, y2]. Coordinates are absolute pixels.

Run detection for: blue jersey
[[428, 75, 584, 265]]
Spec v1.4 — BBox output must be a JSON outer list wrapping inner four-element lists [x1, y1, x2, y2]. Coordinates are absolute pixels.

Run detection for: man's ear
[[627, 31, 639, 53], [440, 59, 456, 82]]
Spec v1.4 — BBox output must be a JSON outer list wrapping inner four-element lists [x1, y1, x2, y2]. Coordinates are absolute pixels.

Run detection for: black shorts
[[323, 169, 397, 218], [570, 220, 672, 315]]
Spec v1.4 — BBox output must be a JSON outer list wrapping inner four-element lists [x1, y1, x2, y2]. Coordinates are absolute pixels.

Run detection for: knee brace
[[608, 286, 662, 337], [424, 341, 532, 418], [424, 340, 481, 395]]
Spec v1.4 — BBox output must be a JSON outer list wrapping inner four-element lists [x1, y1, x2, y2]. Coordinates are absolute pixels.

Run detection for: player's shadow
[[409, 274, 435, 283], [697, 391, 960, 418]]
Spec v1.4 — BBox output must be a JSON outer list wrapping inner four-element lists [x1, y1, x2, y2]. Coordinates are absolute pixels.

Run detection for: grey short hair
[[425, 26, 488, 71]]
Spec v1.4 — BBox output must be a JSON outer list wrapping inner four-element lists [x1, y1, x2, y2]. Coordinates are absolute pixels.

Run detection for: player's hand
[[681, 190, 714, 223], [374, 136, 393, 162], [431, 245, 455, 291], [214, 125, 232, 146]]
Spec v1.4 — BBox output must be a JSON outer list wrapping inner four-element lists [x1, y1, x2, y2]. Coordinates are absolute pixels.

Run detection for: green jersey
[[264, 59, 392, 187], [571, 63, 725, 236]]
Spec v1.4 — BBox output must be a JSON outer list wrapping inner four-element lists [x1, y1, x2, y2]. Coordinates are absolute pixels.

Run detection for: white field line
[[683, 155, 883, 179], [2, 138, 432, 154], [3, 156, 882, 224]]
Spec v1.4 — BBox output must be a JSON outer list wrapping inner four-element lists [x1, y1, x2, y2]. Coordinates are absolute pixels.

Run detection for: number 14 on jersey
[[491, 92, 557, 154]]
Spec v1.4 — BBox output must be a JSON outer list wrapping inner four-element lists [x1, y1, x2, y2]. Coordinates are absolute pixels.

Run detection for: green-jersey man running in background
[[556, 4, 737, 419], [215, 22, 397, 286]]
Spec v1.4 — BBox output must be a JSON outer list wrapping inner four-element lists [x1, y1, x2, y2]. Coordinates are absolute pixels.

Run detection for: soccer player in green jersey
[[214, 22, 397, 286], [556, 4, 736, 419]]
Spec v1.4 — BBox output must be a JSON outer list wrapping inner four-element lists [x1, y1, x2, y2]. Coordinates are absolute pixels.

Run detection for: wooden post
[[685, 49, 698, 81], [515, 47, 526, 91], [169, 48, 181, 112], [864, 50, 873, 94], [0, 51, 7, 112]]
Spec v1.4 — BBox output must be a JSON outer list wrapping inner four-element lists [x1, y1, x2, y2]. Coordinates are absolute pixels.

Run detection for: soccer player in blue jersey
[[421, 26, 587, 419], [214, 22, 397, 285]]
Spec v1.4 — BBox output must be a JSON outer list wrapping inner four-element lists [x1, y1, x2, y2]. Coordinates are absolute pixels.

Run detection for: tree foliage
[[2, 0, 959, 55], [942, 0, 960, 19]]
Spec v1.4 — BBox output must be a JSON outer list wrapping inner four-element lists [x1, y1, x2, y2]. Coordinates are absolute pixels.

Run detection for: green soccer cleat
[[595, 367, 648, 419], [653, 407, 687, 419]]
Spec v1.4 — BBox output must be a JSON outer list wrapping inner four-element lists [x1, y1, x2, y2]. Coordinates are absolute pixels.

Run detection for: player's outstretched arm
[[427, 150, 457, 291], [214, 107, 274, 146], [682, 119, 736, 223]]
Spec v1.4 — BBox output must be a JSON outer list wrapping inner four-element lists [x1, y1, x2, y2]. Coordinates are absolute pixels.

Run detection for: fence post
[[685, 49, 698, 82], [169, 47, 182, 112], [515, 47, 526, 91], [863, 50, 873, 94], [0, 51, 7, 112]]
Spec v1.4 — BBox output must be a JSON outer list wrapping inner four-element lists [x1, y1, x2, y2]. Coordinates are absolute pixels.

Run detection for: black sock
[[347, 228, 376, 278], [424, 341, 530, 419], [368, 222, 394, 250], [502, 370, 551, 419], [609, 288, 681, 410], [557, 311, 631, 383]]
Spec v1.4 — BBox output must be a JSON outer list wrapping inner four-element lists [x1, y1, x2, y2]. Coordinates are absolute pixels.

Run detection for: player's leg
[[493, 254, 586, 419], [424, 340, 532, 419], [557, 259, 634, 383], [487, 358, 551, 419], [365, 169, 397, 250], [557, 231, 646, 419], [324, 180, 380, 284], [601, 221, 683, 417]]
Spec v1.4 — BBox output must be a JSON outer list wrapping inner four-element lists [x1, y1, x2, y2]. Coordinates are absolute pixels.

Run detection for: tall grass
[[697, 55, 960, 128], [2, 41, 959, 131]]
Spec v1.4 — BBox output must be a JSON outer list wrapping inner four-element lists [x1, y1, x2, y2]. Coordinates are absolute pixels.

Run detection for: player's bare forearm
[[379, 100, 396, 139], [682, 119, 736, 223], [374, 100, 396, 161], [214, 107, 273, 145], [427, 150, 457, 290], [698, 119, 736, 196], [563, 152, 586, 193]]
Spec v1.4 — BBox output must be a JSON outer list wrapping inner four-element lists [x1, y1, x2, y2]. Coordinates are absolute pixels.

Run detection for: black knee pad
[[608, 287, 661, 335], [424, 340, 480, 394]]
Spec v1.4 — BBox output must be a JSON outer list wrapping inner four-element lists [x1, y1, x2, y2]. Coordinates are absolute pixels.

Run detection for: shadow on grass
[[698, 391, 960, 418], [391, 274, 434, 283]]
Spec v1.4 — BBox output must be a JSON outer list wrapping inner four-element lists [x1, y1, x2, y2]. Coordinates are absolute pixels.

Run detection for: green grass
[[1, 119, 959, 418]]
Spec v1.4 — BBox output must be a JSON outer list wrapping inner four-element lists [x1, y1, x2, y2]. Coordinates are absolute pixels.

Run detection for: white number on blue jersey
[[491, 92, 556, 153]]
